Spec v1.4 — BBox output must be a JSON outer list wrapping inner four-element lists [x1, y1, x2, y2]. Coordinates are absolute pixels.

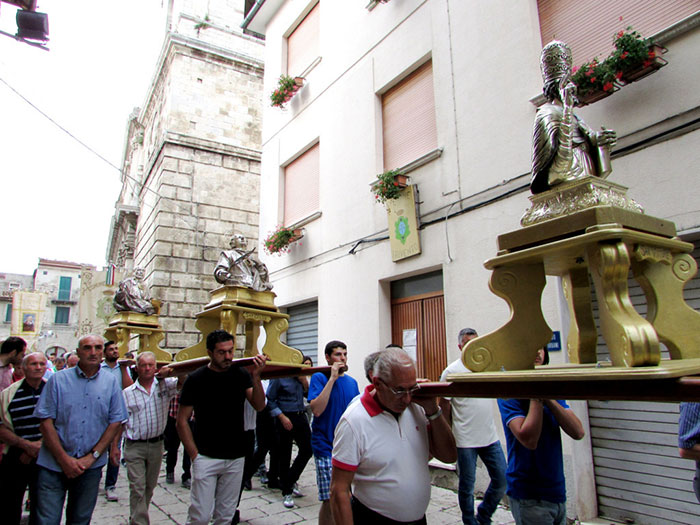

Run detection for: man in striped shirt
[[0, 351, 48, 524], [119, 351, 178, 525]]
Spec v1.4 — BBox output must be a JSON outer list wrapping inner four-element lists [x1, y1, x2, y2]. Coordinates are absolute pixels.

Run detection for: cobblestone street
[[84, 455, 517, 525]]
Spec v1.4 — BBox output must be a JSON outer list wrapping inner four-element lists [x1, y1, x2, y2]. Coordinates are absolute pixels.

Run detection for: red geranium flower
[[603, 82, 614, 92], [617, 30, 625, 38]]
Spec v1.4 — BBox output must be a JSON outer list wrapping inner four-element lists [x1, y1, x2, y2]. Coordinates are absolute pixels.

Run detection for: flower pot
[[394, 174, 408, 188], [575, 86, 617, 107], [294, 77, 305, 87], [619, 44, 667, 84]]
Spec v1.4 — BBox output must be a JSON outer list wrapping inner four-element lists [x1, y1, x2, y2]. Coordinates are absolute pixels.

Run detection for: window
[[284, 143, 320, 226], [58, 276, 72, 301], [287, 2, 320, 77], [382, 61, 438, 171], [537, 0, 700, 66], [4, 304, 11, 323], [55, 306, 70, 324]]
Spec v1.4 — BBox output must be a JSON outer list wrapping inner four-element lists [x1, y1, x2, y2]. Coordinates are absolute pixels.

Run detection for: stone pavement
[[85, 455, 517, 524]]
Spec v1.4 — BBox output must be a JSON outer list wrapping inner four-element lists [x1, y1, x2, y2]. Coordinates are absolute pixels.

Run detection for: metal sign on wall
[[386, 185, 421, 262]]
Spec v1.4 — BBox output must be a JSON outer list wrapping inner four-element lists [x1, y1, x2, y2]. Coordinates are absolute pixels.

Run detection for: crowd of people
[[0, 328, 698, 525]]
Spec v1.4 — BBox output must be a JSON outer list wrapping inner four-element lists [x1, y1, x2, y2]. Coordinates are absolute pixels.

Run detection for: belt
[[127, 434, 164, 444]]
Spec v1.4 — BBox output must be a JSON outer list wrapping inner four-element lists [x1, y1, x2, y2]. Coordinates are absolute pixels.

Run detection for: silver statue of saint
[[113, 268, 156, 315], [531, 41, 617, 194], [214, 233, 273, 292]]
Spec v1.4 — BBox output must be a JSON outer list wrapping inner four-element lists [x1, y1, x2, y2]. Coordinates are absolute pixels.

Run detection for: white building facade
[[245, 1, 700, 523]]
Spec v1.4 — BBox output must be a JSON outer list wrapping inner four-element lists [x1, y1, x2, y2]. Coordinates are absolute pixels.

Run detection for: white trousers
[[186, 454, 244, 525]]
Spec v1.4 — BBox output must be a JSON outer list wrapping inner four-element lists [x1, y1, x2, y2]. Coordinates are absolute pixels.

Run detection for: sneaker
[[283, 494, 294, 508], [105, 487, 118, 502], [166, 472, 175, 484], [182, 478, 191, 489], [260, 471, 269, 484], [292, 483, 305, 497]]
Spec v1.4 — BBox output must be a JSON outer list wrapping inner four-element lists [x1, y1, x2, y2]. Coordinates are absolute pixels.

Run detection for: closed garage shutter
[[286, 301, 319, 365], [589, 242, 700, 524]]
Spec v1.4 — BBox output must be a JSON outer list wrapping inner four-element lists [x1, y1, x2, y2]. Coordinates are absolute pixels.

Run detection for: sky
[[0, 1, 169, 274]]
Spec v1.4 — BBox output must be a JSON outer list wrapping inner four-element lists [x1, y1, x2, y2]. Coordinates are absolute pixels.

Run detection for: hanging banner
[[386, 185, 421, 262], [77, 267, 126, 338], [11, 291, 47, 347]]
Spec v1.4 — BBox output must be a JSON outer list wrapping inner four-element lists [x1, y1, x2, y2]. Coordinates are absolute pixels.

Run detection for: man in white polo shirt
[[330, 347, 456, 524], [440, 328, 506, 525], [119, 352, 179, 525]]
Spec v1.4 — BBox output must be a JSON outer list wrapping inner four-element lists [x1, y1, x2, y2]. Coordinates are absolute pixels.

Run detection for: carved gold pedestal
[[463, 203, 700, 372], [174, 286, 303, 365], [104, 311, 171, 362]]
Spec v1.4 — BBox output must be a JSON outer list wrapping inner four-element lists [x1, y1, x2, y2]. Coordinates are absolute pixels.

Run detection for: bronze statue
[[113, 268, 156, 315], [531, 41, 617, 194], [214, 234, 273, 292]]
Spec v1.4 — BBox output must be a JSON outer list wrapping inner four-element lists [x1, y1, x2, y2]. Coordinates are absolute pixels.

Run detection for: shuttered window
[[287, 301, 319, 365], [284, 143, 320, 226], [537, 0, 700, 66], [55, 306, 70, 325], [382, 61, 438, 171], [287, 2, 320, 77]]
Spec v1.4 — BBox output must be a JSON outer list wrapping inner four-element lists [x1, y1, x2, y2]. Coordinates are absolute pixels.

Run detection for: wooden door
[[391, 291, 446, 381]]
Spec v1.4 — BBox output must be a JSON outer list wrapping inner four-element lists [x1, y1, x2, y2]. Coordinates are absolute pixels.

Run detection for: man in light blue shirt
[[33, 334, 127, 525]]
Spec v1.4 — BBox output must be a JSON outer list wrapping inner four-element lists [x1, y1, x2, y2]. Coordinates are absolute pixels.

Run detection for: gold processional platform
[[105, 300, 172, 362], [423, 178, 700, 402], [173, 285, 304, 369]]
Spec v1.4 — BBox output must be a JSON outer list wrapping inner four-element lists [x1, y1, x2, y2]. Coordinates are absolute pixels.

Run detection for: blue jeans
[[35, 466, 102, 525], [105, 444, 119, 489], [457, 442, 507, 525], [509, 497, 566, 525]]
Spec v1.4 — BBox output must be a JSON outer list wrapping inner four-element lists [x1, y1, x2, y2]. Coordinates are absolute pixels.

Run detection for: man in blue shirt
[[33, 334, 128, 525], [308, 340, 359, 525], [497, 398, 584, 525], [267, 376, 312, 509], [678, 402, 700, 503]]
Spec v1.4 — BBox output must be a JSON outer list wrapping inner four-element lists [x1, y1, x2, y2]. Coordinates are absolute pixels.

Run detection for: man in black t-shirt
[[177, 330, 266, 525]]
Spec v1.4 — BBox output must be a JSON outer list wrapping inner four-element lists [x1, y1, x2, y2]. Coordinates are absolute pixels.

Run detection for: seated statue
[[214, 233, 273, 292], [531, 41, 617, 194], [113, 268, 156, 316]]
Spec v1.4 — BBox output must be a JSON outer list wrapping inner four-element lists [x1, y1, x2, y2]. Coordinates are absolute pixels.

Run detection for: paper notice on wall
[[402, 328, 417, 362]]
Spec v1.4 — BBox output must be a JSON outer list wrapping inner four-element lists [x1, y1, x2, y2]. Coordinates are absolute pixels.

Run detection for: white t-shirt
[[332, 386, 431, 522], [440, 358, 499, 448]]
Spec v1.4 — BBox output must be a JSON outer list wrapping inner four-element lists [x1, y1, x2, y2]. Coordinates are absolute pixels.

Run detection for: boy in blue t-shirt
[[497, 397, 584, 525], [307, 340, 359, 525]]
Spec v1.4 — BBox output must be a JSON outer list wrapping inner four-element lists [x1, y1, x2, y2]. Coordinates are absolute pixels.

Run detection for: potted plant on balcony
[[370, 169, 408, 205], [263, 225, 303, 255], [608, 27, 667, 84], [270, 75, 305, 108], [572, 57, 618, 107]]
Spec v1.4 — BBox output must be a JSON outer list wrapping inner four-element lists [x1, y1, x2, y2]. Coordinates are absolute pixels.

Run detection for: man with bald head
[[33, 334, 128, 524], [0, 351, 47, 524], [331, 347, 456, 524]]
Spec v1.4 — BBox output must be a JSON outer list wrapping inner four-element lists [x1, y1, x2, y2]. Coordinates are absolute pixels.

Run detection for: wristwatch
[[91, 449, 101, 460], [426, 406, 442, 421]]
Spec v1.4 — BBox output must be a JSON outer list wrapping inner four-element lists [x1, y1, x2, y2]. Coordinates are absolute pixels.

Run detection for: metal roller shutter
[[286, 301, 319, 365], [589, 243, 700, 524]]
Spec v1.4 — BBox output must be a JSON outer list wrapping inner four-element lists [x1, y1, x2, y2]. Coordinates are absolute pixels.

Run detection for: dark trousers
[[243, 408, 279, 484], [351, 496, 427, 525], [164, 415, 191, 481], [276, 411, 312, 495], [0, 448, 39, 524]]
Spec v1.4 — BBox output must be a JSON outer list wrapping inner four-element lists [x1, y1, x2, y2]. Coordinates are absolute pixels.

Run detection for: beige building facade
[[245, 1, 700, 523], [107, 0, 265, 351]]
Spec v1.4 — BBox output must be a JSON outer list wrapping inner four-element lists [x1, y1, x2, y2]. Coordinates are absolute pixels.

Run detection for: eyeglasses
[[379, 378, 420, 397]]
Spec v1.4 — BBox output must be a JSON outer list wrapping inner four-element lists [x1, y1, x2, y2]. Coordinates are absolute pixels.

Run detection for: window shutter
[[287, 2, 320, 77], [382, 61, 438, 171], [537, 0, 700, 66], [4, 304, 11, 323], [284, 143, 320, 226], [58, 276, 72, 301]]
